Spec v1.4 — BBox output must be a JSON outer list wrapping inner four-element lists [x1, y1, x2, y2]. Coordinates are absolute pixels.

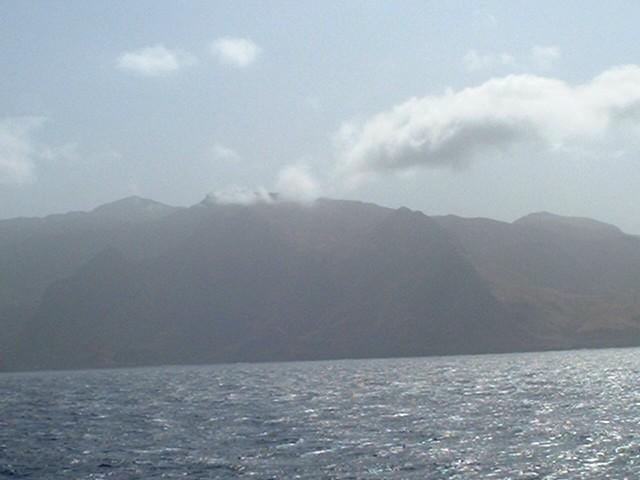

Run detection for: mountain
[[514, 211, 623, 237], [0, 196, 179, 370], [90, 195, 178, 223], [0, 196, 179, 306], [435, 213, 640, 348], [2, 197, 640, 372]]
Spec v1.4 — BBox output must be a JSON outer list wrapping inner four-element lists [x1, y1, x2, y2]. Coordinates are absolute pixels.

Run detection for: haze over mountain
[[2, 196, 640, 372]]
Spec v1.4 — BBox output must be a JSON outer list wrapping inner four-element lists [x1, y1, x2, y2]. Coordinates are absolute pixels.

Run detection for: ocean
[[2, 348, 640, 478]]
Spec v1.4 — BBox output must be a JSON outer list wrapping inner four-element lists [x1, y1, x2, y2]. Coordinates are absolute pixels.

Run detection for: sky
[[2, 0, 640, 233]]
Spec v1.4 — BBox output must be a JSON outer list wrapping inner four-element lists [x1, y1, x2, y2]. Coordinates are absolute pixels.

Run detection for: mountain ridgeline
[[2, 197, 640, 371]]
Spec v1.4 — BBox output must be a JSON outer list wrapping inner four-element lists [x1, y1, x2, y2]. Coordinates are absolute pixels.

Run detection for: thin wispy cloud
[[484, 13, 498, 26], [303, 96, 323, 113], [211, 37, 261, 68], [530, 45, 561, 70], [0, 116, 46, 184], [211, 143, 241, 163], [462, 50, 515, 72], [473, 9, 498, 27], [116, 44, 196, 76], [40, 142, 80, 165], [335, 65, 640, 186], [462, 45, 561, 73], [0, 118, 121, 187]]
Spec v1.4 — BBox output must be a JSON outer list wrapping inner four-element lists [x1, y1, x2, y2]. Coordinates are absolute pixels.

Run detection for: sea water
[[2, 348, 640, 478]]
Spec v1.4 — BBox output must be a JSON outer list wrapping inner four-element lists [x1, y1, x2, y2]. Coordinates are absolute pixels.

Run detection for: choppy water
[[2, 349, 640, 479]]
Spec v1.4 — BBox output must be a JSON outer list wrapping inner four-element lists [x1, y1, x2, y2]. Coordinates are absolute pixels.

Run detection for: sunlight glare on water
[[2, 348, 640, 478]]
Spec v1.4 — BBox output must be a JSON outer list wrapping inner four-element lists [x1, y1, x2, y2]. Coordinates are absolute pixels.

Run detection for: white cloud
[[116, 45, 196, 76], [462, 50, 515, 72], [530, 45, 561, 70], [211, 143, 241, 162], [203, 164, 320, 206], [211, 37, 261, 68], [205, 186, 275, 205], [276, 164, 320, 202], [335, 65, 640, 186], [0, 116, 46, 184]]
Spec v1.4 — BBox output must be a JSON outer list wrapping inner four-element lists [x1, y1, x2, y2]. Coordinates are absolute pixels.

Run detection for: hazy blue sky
[[2, 1, 640, 232]]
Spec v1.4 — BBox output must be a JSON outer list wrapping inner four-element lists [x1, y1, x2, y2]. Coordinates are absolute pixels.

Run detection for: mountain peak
[[91, 196, 177, 222], [514, 211, 623, 236]]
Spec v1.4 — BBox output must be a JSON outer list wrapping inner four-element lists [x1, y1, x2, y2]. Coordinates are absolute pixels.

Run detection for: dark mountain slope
[[5, 197, 640, 372], [0, 197, 180, 368], [0, 197, 179, 307], [9, 200, 527, 371], [435, 213, 640, 348]]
